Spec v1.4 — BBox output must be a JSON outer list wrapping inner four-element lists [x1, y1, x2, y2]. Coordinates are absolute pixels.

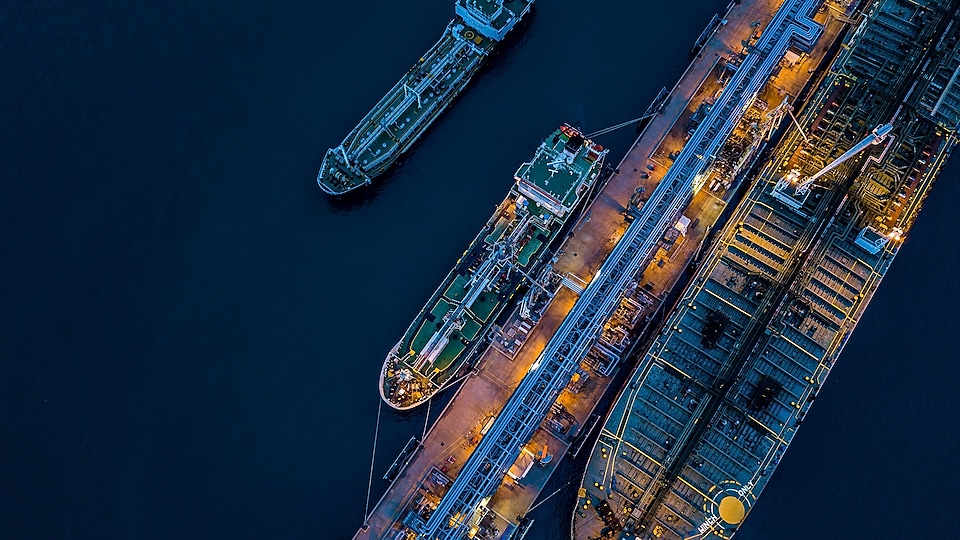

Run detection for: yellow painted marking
[[718, 496, 746, 524], [780, 334, 822, 361], [702, 286, 753, 318]]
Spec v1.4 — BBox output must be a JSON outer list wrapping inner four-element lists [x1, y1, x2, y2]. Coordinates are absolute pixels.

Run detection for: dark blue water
[[2, 1, 957, 539]]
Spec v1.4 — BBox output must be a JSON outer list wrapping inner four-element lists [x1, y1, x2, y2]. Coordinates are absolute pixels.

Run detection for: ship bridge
[[515, 126, 605, 217], [455, 0, 532, 41]]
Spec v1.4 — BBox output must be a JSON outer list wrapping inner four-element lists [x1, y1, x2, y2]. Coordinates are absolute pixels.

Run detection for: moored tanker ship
[[380, 125, 608, 410], [317, 0, 533, 195]]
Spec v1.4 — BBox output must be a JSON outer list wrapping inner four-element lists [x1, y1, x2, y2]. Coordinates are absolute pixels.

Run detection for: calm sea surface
[[2, 1, 958, 538]]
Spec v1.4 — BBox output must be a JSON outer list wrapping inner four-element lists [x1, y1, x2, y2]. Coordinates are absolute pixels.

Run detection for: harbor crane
[[776, 122, 893, 197]]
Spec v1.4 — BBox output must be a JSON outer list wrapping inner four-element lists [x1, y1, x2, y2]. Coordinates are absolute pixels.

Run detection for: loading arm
[[782, 123, 893, 196]]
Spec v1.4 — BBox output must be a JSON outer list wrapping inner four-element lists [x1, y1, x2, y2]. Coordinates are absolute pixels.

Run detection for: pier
[[354, 0, 852, 538]]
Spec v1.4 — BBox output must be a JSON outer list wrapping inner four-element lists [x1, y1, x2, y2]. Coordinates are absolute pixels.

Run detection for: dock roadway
[[353, 0, 847, 537]]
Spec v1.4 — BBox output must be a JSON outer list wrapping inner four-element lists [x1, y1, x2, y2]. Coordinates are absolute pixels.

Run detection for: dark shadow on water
[[323, 160, 406, 212], [482, 4, 537, 70]]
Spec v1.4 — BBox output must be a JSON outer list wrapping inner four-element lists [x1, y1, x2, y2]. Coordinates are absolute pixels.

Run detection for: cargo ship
[[572, 0, 960, 538], [379, 125, 608, 410], [317, 0, 533, 195]]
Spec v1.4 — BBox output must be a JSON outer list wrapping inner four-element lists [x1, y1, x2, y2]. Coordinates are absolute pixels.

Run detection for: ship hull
[[317, 1, 533, 195], [380, 125, 608, 410]]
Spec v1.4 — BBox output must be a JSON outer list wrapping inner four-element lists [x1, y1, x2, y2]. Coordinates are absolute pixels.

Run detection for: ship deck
[[381, 127, 607, 410], [318, 3, 513, 195], [517, 154, 589, 211], [353, 0, 849, 536], [343, 25, 484, 169]]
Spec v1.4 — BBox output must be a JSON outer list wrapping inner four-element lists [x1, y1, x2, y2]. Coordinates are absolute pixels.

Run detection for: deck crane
[[776, 123, 893, 197]]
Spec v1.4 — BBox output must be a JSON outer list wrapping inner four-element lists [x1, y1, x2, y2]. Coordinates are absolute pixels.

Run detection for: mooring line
[[527, 478, 574, 514], [422, 398, 431, 442], [364, 399, 383, 522]]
